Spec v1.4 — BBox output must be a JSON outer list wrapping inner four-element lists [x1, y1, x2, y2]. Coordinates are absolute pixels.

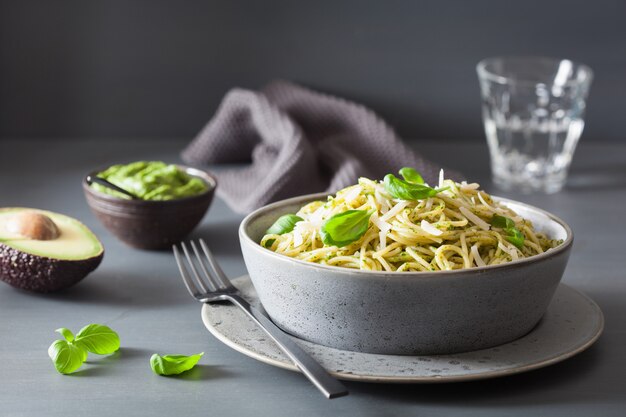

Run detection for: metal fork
[[173, 239, 348, 399]]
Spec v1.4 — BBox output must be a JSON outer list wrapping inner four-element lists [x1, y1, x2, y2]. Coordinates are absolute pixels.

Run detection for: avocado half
[[0, 208, 104, 292]]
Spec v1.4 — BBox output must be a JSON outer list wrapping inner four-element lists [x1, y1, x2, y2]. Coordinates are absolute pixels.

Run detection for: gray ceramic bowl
[[239, 193, 573, 355], [83, 165, 216, 250]]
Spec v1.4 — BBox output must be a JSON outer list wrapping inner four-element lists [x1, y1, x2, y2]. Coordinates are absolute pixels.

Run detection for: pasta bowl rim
[[239, 192, 573, 278]]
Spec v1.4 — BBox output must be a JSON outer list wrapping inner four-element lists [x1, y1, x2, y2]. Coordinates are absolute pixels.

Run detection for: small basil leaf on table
[[320, 210, 372, 247], [490, 214, 525, 249], [266, 214, 303, 235], [55, 327, 74, 342], [150, 352, 204, 376], [73, 324, 120, 355], [48, 323, 120, 374], [383, 174, 447, 200], [399, 167, 425, 184], [48, 340, 87, 374]]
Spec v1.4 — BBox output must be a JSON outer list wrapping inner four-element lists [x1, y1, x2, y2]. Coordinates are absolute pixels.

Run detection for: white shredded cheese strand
[[379, 230, 387, 250], [307, 210, 323, 227], [374, 190, 390, 214], [438, 169, 445, 189], [375, 185, 391, 213], [293, 221, 318, 247], [343, 186, 362, 204], [369, 214, 382, 228], [420, 219, 443, 236], [460, 182, 480, 191], [293, 230, 303, 247], [370, 214, 392, 250], [459, 206, 490, 231], [380, 201, 408, 222], [498, 241, 519, 260], [471, 245, 486, 267]]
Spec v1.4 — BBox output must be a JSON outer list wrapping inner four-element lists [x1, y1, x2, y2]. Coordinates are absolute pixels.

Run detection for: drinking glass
[[477, 56, 593, 193]]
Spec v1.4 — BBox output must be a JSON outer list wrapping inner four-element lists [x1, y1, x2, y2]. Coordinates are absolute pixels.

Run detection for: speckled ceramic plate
[[201, 275, 603, 383]]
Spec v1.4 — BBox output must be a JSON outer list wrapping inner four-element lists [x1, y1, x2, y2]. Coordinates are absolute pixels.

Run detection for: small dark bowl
[[83, 165, 216, 250]]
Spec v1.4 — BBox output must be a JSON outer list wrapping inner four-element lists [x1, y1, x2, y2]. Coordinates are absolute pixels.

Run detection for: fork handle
[[224, 294, 349, 399]]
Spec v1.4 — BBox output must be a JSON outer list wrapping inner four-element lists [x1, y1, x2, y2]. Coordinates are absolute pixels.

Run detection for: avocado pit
[[5, 211, 61, 241]]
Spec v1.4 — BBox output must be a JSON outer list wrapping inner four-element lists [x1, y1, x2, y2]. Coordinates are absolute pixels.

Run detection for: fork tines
[[173, 239, 234, 299]]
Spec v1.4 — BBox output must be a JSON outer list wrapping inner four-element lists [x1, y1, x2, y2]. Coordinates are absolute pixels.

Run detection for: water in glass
[[477, 56, 593, 193]]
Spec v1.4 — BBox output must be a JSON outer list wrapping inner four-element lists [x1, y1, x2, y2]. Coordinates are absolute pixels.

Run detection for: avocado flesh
[[0, 208, 104, 292]]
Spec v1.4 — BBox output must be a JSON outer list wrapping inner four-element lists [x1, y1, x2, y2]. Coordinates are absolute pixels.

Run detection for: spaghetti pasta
[[260, 170, 561, 272]]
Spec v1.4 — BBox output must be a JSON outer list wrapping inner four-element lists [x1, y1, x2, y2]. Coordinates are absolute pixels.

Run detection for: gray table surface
[[1, 138, 625, 417]]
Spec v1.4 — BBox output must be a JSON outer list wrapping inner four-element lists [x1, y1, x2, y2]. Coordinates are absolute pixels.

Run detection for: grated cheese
[[471, 245, 486, 267], [459, 206, 490, 230], [460, 182, 480, 191], [343, 186, 362, 204], [370, 214, 392, 250], [420, 219, 443, 236], [380, 201, 408, 222], [498, 241, 519, 260]]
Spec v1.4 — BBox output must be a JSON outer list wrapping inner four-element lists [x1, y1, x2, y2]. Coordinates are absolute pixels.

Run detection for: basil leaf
[[491, 214, 515, 229], [399, 167, 424, 184], [74, 324, 120, 355], [55, 327, 74, 342], [490, 215, 525, 250], [383, 174, 446, 201], [48, 340, 86, 374], [505, 227, 525, 250], [266, 214, 303, 235], [320, 210, 372, 247], [150, 352, 204, 376]]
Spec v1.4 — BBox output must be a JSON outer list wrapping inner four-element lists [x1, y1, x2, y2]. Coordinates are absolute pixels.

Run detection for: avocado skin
[[0, 243, 103, 293]]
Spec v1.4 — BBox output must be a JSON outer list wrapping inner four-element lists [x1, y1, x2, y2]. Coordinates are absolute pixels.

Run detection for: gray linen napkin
[[182, 80, 461, 214]]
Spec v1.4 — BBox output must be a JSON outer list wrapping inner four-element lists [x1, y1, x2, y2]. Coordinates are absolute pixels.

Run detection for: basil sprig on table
[[48, 339, 87, 374], [491, 214, 525, 249], [150, 352, 204, 376], [72, 323, 121, 354], [48, 324, 120, 374], [320, 210, 373, 247], [384, 169, 447, 201], [48, 325, 204, 377]]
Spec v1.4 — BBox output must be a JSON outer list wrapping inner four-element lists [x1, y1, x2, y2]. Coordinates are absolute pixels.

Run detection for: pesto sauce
[[91, 161, 208, 200]]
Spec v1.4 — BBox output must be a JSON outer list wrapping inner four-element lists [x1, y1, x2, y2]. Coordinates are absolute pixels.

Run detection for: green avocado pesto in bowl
[[90, 161, 208, 201], [83, 162, 216, 249]]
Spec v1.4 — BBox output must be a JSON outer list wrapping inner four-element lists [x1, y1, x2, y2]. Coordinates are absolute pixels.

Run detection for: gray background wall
[[1, 0, 624, 142]]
